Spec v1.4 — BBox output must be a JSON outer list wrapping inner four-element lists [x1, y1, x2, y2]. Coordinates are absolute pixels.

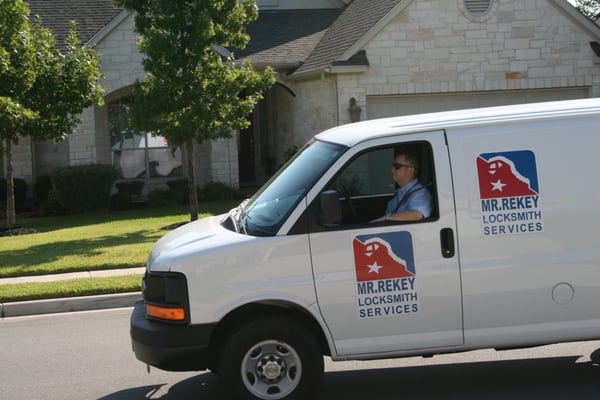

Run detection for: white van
[[131, 98, 600, 399]]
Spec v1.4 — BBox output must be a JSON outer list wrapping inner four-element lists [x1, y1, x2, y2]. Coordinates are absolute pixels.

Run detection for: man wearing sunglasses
[[374, 151, 432, 222]]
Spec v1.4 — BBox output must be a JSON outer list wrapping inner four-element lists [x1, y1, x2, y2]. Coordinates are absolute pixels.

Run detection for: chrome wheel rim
[[241, 339, 302, 399]]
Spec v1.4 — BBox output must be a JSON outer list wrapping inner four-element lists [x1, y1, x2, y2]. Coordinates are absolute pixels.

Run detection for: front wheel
[[217, 316, 324, 400]]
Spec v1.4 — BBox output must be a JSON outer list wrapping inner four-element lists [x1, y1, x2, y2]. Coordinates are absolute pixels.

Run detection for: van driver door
[[307, 131, 463, 356]]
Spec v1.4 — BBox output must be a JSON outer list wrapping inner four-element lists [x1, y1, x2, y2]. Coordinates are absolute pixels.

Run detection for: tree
[[113, 0, 275, 221], [575, 0, 600, 19], [0, 0, 104, 230]]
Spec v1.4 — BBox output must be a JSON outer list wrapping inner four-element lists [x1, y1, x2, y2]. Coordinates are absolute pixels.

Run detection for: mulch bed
[[0, 227, 39, 237]]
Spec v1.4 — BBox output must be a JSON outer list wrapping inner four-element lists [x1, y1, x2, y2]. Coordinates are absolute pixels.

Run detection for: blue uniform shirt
[[385, 178, 432, 219]]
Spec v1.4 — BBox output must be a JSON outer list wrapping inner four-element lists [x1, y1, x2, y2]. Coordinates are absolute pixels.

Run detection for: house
[[6, 0, 600, 198]]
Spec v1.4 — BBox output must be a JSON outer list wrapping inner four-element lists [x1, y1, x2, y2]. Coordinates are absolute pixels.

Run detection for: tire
[[217, 316, 324, 400]]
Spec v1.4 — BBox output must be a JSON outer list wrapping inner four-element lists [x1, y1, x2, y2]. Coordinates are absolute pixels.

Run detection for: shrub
[[112, 180, 145, 210], [197, 181, 245, 201], [147, 188, 178, 207], [166, 178, 189, 191], [51, 164, 117, 213], [165, 178, 189, 205], [34, 175, 52, 205], [109, 192, 130, 211], [115, 180, 144, 196], [38, 190, 63, 215], [0, 177, 28, 212]]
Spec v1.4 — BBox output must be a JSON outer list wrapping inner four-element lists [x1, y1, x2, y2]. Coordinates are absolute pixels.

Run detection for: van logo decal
[[477, 150, 543, 236], [353, 232, 419, 318]]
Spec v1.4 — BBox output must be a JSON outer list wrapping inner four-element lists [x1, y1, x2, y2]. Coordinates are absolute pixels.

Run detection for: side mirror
[[317, 190, 342, 226]]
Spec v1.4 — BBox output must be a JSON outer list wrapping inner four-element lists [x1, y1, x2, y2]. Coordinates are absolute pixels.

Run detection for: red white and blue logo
[[476, 150, 543, 236], [353, 232, 419, 318]]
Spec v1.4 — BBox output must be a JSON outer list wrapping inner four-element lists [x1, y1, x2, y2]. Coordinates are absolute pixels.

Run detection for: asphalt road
[[1, 308, 600, 399]]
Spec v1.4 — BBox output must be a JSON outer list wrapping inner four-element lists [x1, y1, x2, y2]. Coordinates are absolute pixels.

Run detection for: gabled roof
[[291, 0, 600, 78], [25, 0, 600, 77], [292, 0, 402, 77], [235, 0, 403, 75], [236, 9, 342, 69], [26, 0, 121, 51]]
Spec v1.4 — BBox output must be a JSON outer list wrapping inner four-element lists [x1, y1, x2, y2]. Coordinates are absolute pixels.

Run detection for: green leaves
[[0, 97, 37, 148], [0, 1, 103, 146], [114, 0, 275, 146], [0, 0, 104, 228], [0, 0, 36, 99]]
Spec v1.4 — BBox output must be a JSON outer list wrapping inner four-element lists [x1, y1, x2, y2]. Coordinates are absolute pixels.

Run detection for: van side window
[[321, 142, 438, 227]]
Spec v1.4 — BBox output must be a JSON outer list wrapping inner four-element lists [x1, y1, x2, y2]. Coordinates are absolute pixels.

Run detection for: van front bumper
[[130, 301, 215, 371]]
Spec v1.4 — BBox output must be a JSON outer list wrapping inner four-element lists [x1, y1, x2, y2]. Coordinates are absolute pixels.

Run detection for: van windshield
[[236, 140, 346, 236]]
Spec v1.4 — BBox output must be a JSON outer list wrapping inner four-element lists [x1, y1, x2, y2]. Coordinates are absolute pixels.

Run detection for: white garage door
[[367, 88, 589, 119]]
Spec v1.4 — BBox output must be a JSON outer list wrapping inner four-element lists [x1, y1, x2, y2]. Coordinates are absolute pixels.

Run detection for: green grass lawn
[[0, 202, 238, 278], [0, 274, 143, 302], [0, 201, 239, 302]]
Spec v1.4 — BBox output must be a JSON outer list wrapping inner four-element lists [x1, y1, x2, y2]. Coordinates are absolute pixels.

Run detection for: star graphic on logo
[[491, 179, 506, 192], [367, 262, 383, 274]]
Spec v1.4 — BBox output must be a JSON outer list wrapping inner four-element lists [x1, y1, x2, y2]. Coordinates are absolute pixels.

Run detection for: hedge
[[51, 164, 117, 213]]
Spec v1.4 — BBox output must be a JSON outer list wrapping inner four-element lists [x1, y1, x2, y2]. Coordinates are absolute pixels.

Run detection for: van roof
[[315, 98, 600, 147]]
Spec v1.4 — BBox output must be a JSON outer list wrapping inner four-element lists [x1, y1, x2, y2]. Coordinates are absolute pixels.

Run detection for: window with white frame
[[109, 97, 182, 179]]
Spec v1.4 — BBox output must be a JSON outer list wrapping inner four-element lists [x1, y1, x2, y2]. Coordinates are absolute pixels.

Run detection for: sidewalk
[[0, 267, 145, 318]]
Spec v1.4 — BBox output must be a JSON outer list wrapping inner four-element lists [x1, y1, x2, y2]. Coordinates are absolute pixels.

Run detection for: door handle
[[440, 227, 455, 258]]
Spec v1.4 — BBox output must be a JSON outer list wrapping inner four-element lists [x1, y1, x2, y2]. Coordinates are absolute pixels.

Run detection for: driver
[[375, 150, 432, 222]]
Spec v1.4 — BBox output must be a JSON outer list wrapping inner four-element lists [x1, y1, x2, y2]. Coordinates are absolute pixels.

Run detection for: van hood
[[147, 214, 251, 272]]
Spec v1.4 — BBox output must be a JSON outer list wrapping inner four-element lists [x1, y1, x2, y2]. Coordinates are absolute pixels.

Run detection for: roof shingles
[[25, 0, 402, 77], [26, 0, 121, 50], [293, 0, 401, 76], [236, 9, 342, 67]]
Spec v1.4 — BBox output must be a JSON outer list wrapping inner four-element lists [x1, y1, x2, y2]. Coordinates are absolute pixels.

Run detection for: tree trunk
[[5, 139, 16, 229], [186, 140, 199, 221]]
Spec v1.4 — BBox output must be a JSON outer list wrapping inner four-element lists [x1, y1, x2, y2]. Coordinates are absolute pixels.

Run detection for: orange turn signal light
[[146, 304, 186, 321]]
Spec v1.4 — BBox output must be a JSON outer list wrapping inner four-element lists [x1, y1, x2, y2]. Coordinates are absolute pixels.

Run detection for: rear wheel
[[217, 316, 324, 400]]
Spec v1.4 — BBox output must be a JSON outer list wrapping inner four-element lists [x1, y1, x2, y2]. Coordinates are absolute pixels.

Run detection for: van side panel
[[309, 131, 463, 356], [448, 116, 600, 348]]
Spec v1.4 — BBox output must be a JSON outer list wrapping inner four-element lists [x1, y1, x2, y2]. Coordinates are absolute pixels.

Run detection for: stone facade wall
[[8, 137, 33, 187], [340, 0, 600, 119], [71, 14, 145, 168], [69, 107, 97, 166], [96, 15, 145, 97], [337, 74, 367, 126], [275, 75, 338, 158], [210, 138, 239, 187], [16, 0, 600, 194], [34, 140, 69, 177]]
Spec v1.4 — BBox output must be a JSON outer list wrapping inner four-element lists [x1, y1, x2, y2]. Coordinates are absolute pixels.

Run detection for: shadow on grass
[[12, 206, 190, 233], [8, 201, 239, 234], [0, 201, 242, 278], [0, 230, 157, 277]]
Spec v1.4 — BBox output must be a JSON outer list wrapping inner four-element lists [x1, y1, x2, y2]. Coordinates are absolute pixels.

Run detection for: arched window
[[108, 97, 182, 179]]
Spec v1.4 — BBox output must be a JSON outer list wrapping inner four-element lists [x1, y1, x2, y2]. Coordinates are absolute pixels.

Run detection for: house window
[[461, 0, 495, 21], [109, 97, 182, 179]]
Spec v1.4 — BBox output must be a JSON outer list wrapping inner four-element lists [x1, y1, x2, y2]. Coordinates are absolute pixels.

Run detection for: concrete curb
[[1, 292, 142, 318], [0, 267, 146, 285]]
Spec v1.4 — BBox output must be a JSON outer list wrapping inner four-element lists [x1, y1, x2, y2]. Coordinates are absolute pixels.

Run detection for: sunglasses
[[392, 162, 415, 170]]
